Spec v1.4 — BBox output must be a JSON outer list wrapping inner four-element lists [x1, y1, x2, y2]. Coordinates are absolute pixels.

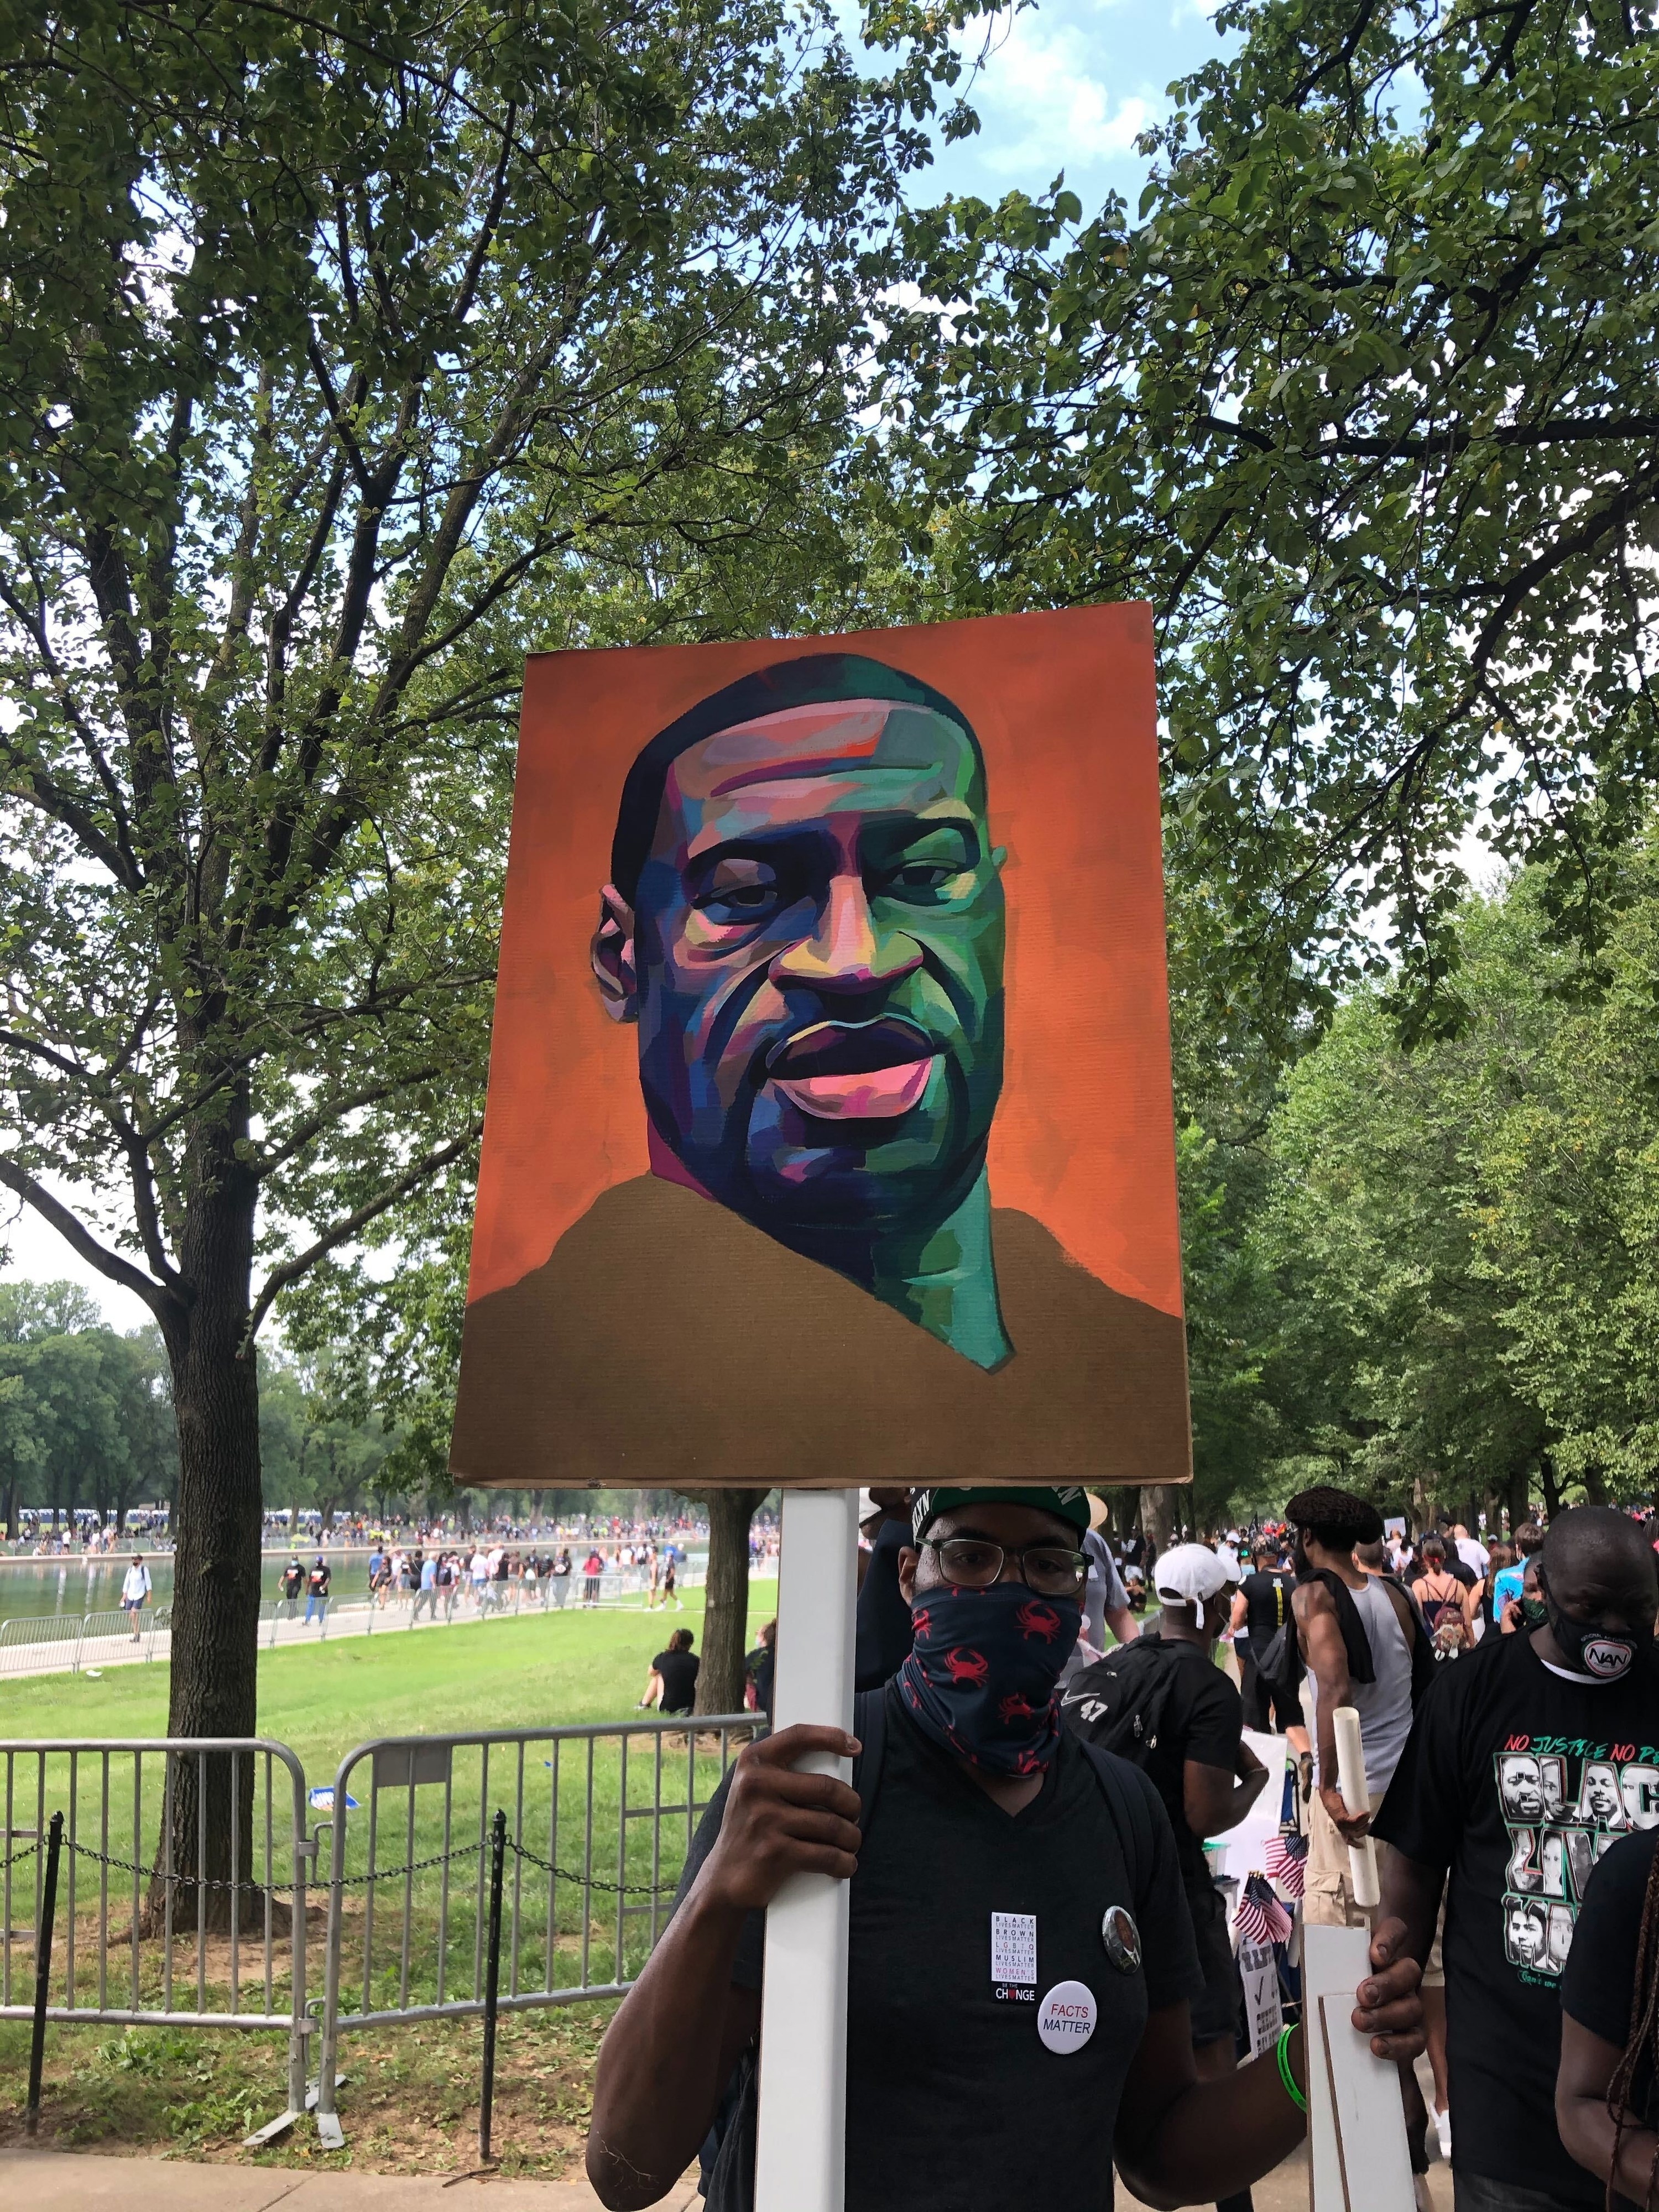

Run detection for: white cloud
[[966, 11, 1161, 176]]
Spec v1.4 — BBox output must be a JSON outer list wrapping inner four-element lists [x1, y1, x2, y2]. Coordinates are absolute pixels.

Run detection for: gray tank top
[[1310, 1574, 1415, 1801]]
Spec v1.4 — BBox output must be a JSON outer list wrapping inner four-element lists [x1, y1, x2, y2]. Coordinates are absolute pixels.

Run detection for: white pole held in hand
[[1332, 1704, 1380, 1911], [754, 1488, 860, 2212]]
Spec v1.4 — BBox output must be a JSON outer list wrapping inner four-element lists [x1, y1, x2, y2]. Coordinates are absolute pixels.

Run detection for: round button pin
[[1037, 1979, 1098, 2054], [1101, 1905, 1142, 1974]]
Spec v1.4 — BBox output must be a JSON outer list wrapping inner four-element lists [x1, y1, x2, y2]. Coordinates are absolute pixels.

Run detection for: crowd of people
[[264, 1535, 706, 1620], [587, 1484, 1659, 2212]]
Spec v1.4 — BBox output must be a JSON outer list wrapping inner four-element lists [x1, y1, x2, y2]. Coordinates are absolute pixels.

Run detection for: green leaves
[[883, 0, 1659, 1040], [0, 0, 970, 1430]]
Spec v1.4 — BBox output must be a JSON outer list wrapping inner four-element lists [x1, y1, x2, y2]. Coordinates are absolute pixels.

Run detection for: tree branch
[[242, 1124, 480, 1350], [0, 1157, 181, 1325]]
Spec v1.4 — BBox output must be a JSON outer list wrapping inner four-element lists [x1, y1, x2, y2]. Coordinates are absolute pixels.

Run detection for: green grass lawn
[[2, 1583, 775, 1774], [0, 1588, 775, 2172]]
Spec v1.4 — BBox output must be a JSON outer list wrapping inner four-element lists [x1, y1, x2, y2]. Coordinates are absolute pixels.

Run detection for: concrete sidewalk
[[0, 2147, 699, 2210], [0, 2143, 1451, 2210]]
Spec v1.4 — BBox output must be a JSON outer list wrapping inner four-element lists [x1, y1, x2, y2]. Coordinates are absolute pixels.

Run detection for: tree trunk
[[688, 1489, 768, 1715], [1505, 1467, 1530, 1536], [146, 1139, 265, 1936], [1540, 1451, 1562, 1521], [1139, 1485, 1178, 1563]]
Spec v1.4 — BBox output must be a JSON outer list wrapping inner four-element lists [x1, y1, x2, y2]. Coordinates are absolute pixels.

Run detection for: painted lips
[[764, 1018, 940, 1121]]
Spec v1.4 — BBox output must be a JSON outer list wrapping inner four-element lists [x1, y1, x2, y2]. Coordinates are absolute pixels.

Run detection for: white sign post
[[1302, 1922, 1415, 2211], [753, 1486, 860, 2212]]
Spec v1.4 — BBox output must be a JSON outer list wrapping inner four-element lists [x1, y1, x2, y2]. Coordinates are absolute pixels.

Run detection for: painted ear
[[591, 884, 640, 1022]]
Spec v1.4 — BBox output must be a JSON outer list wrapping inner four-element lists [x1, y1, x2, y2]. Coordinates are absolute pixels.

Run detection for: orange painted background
[[467, 603, 1183, 1321]]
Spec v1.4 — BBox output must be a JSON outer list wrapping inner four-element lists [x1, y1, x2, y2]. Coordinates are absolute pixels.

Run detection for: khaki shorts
[[1303, 1781, 1445, 1987]]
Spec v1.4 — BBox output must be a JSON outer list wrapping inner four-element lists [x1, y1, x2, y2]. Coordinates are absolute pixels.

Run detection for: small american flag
[[1265, 1831, 1308, 1898], [1234, 1875, 1293, 1947]]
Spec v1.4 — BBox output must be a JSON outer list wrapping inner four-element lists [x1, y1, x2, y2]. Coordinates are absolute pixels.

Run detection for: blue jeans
[[305, 1593, 326, 1623]]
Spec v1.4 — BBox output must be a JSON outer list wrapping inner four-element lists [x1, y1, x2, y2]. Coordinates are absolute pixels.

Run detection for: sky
[[919, 0, 1225, 208], [2, 0, 1230, 1329]]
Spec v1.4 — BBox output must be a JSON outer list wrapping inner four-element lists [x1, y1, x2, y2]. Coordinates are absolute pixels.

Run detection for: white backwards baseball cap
[[1155, 1542, 1239, 1623]]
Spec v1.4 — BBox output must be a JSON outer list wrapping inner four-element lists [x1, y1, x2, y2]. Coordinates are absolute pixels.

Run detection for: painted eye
[[693, 863, 782, 923]]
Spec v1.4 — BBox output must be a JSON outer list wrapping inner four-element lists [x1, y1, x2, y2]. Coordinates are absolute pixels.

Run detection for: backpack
[[1417, 1574, 1469, 1657], [698, 1687, 1155, 2212], [1058, 1633, 1185, 1772]]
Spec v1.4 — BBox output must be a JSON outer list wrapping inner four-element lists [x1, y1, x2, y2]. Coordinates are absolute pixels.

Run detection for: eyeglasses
[[923, 1537, 1089, 1599]]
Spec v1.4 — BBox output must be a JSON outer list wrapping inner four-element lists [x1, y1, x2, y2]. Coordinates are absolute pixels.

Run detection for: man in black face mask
[[1375, 1505, 1659, 2212], [588, 1486, 1425, 2211]]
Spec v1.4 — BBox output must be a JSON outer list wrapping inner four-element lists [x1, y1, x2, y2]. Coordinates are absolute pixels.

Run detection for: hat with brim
[[911, 1486, 1091, 1543], [1154, 1542, 1238, 1623]]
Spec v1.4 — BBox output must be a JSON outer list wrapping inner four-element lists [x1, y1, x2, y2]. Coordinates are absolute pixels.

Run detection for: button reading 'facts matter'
[[1037, 1980, 1098, 2054]]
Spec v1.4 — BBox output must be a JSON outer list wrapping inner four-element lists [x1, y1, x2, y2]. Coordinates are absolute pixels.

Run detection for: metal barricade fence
[[77, 1608, 170, 1669], [0, 1713, 760, 2149], [0, 1608, 172, 1679], [0, 1615, 85, 1678], [312, 1713, 756, 2146], [0, 1736, 311, 2133]]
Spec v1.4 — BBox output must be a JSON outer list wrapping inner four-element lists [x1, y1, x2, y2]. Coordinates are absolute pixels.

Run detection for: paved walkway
[[0, 2148, 698, 2209], [1, 2141, 1451, 2209], [0, 1573, 776, 1684]]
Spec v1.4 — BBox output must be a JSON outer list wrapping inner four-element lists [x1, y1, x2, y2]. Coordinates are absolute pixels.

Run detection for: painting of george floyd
[[451, 604, 1190, 1490]]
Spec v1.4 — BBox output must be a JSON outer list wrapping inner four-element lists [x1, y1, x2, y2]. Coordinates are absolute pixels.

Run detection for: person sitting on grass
[[588, 1484, 1424, 2212], [639, 1627, 700, 1715]]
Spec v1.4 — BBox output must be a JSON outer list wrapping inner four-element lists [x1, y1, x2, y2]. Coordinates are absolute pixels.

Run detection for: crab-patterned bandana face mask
[[897, 1583, 1082, 1775]]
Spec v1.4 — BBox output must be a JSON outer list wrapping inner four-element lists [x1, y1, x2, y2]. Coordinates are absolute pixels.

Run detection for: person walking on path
[[1230, 1541, 1301, 1736], [278, 1554, 303, 1620], [304, 1554, 331, 1625], [1377, 1506, 1659, 2212], [1288, 1485, 1438, 2195], [552, 1546, 572, 1606], [1065, 1541, 1270, 2212], [1415, 1536, 1477, 1659], [583, 1548, 605, 1606], [119, 1553, 150, 1640], [662, 1551, 682, 1610], [413, 1550, 438, 1624]]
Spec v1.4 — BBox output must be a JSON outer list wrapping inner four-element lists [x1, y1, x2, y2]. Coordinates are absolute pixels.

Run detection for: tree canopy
[[0, 1281, 176, 1533], [888, 0, 1659, 1033], [1177, 846, 1659, 1528], [0, 0, 975, 1785]]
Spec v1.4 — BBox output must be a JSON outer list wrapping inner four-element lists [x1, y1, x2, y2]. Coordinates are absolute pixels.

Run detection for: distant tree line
[[1180, 840, 1659, 1531], [0, 1282, 174, 1536]]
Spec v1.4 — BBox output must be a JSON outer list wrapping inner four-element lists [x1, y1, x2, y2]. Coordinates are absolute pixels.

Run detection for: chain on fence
[[1, 1713, 760, 2150]]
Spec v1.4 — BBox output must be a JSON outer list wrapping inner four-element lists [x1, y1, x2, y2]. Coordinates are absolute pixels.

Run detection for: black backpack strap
[[1077, 1739, 1156, 1902], [852, 1683, 888, 1846]]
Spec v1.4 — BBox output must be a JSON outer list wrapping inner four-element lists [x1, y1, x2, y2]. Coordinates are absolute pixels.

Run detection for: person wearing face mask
[[587, 1486, 1426, 2212], [1375, 1505, 1659, 2212]]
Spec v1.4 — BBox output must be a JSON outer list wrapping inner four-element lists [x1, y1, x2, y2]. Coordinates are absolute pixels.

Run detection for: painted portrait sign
[[450, 605, 1190, 1489]]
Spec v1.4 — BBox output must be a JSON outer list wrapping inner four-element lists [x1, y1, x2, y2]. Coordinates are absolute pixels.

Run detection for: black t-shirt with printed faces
[[1561, 1825, 1659, 2212], [1374, 1627, 1659, 2205], [672, 1679, 1203, 2212]]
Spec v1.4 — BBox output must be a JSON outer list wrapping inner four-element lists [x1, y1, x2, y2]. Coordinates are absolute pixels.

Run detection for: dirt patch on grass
[[0, 2002, 617, 2178]]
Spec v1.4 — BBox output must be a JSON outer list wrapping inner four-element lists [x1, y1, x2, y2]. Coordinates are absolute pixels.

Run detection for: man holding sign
[[587, 1487, 1424, 2210]]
